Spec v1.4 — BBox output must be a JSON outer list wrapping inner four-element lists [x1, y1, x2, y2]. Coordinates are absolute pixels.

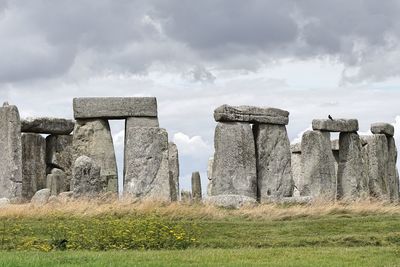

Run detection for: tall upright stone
[[46, 168, 67, 196], [72, 119, 118, 192], [46, 135, 73, 188], [168, 142, 179, 201], [0, 103, 22, 199], [124, 122, 171, 201], [367, 134, 389, 199], [301, 130, 336, 200], [387, 136, 399, 201], [71, 156, 104, 197], [337, 132, 364, 199], [207, 157, 214, 196], [211, 122, 257, 200], [254, 124, 293, 201], [360, 136, 371, 198], [290, 144, 302, 197], [191, 172, 202, 201], [21, 133, 46, 200]]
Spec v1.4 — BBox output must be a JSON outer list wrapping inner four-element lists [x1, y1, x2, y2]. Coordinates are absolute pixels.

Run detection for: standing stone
[[360, 136, 371, 198], [46, 168, 67, 196], [168, 142, 179, 201], [290, 144, 302, 197], [0, 103, 22, 199], [367, 134, 389, 199], [191, 172, 202, 201], [21, 133, 46, 200], [71, 156, 103, 197], [211, 122, 257, 200], [254, 124, 293, 201], [124, 124, 171, 201], [72, 119, 118, 192], [46, 135, 73, 188], [387, 136, 399, 201], [301, 130, 336, 200], [337, 132, 364, 199], [207, 157, 214, 196]]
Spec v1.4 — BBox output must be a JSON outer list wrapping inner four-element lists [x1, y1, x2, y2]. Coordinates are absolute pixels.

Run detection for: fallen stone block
[[205, 194, 258, 209], [312, 119, 359, 132], [21, 117, 74, 135], [31, 188, 50, 206], [211, 122, 257, 199], [371, 123, 394, 136], [214, 105, 289, 125], [73, 97, 158, 119]]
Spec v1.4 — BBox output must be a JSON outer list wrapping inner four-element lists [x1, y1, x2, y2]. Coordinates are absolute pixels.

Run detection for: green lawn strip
[[0, 247, 399, 267]]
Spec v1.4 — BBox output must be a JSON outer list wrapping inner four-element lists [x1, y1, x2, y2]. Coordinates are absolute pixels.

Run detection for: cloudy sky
[[2, 0, 400, 193]]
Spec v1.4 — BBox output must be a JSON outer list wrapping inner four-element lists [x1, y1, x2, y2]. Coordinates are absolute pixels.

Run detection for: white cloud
[[291, 125, 312, 144], [172, 132, 212, 159]]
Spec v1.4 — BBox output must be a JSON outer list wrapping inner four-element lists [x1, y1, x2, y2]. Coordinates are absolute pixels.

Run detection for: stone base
[[205, 194, 257, 209]]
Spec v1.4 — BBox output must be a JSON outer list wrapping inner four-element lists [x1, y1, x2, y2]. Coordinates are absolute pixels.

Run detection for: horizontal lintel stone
[[312, 119, 359, 132], [73, 97, 158, 119], [214, 104, 289, 125], [371, 122, 394, 136], [21, 117, 74, 135]]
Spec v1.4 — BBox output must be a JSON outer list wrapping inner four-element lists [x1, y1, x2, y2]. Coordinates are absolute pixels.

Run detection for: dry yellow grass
[[1, 197, 399, 220]]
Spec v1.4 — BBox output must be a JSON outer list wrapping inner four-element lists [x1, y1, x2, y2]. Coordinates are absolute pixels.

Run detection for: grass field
[[1, 199, 400, 266]]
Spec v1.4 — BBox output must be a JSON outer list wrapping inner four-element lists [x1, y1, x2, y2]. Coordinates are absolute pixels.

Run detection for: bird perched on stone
[[328, 115, 334, 121]]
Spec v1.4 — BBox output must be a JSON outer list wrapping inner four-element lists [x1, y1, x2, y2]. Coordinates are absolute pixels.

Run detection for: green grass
[[0, 247, 399, 267]]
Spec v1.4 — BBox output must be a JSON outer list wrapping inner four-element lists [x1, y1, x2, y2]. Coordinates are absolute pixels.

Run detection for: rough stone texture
[[290, 143, 301, 153], [367, 134, 389, 199], [46, 168, 67, 196], [254, 124, 293, 201], [312, 119, 359, 132], [337, 132, 364, 199], [211, 122, 257, 199], [72, 119, 118, 192], [168, 142, 179, 201], [360, 140, 371, 198], [126, 116, 159, 127], [180, 190, 192, 203], [205, 195, 258, 209], [331, 139, 340, 151], [0, 198, 10, 208], [0, 103, 22, 199], [71, 156, 104, 197], [191, 172, 202, 201], [21, 117, 74, 135], [58, 191, 73, 203], [124, 126, 171, 201], [214, 105, 289, 125], [73, 97, 157, 119], [387, 136, 399, 201], [207, 157, 214, 196], [300, 130, 337, 200], [31, 188, 50, 206], [291, 150, 302, 197], [46, 135, 73, 188], [273, 196, 313, 204], [371, 123, 394, 136], [21, 133, 46, 200]]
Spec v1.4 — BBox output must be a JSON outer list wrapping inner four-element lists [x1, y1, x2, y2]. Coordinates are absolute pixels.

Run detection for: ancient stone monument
[[191, 172, 202, 201]]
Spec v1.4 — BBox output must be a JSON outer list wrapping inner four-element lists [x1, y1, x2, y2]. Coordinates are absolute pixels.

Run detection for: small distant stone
[[371, 123, 394, 136]]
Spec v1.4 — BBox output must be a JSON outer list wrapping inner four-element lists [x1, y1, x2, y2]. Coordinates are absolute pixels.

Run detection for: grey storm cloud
[[1, 0, 400, 83]]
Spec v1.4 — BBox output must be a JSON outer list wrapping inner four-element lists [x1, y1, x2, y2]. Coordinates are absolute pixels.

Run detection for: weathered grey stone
[[180, 190, 192, 203], [71, 156, 104, 197], [31, 188, 50, 206], [337, 132, 364, 199], [371, 123, 394, 136], [291, 149, 302, 197], [387, 136, 399, 201], [254, 124, 293, 201], [73, 97, 157, 119], [168, 142, 179, 201], [72, 119, 118, 192], [290, 143, 301, 153], [46, 168, 67, 196], [265, 196, 313, 204], [124, 126, 171, 201], [21, 117, 74, 135], [0, 198, 10, 208], [47, 195, 61, 205], [211, 122, 257, 199], [0, 103, 22, 199], [21, 133, 46, 200], [126, 116, 159, 127], [331, 139, 340, 151], [205, 195, 258, 209], [58, 191, 73, 203], [312, 119, 359, 132], [191, 172, 202, 201], [300, 130, 336, 200], [360, 140, 371, 198], [367, 134, 389, 199], [207, 157, 214, 196], [214, 105, 289, 125], [46, 135, 73, 188]]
